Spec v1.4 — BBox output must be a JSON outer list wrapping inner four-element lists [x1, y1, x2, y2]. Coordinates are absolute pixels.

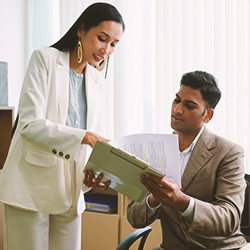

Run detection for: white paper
[[110, 133, 181, 188]]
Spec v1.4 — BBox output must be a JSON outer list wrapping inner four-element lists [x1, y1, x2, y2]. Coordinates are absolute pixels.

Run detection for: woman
[[0, 2, 125, 250]]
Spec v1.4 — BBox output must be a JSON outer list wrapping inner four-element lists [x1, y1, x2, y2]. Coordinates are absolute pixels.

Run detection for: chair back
[[116, 226, 152, 250]]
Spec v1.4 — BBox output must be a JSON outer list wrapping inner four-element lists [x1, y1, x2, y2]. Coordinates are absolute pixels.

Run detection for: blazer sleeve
[[127, 197, 160, 228], [184, 144, 246, 236], [17, 49, 86, 162]]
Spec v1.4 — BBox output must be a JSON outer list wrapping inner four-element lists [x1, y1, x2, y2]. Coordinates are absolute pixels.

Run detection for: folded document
[[84, 141, 165, 202]]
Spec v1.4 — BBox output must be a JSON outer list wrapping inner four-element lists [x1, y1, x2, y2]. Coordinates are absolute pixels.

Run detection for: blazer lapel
[[56, 51, 69, 124], [181, 127, 216, 192], [85, 65, 103, 130]]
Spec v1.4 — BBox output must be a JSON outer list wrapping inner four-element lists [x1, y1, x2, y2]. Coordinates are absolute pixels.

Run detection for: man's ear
[[203, 109, 214, 123], [77, 23, 85, 37]]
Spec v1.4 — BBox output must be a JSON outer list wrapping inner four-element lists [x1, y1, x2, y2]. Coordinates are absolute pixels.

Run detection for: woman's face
[[78, 21, 123, 67]]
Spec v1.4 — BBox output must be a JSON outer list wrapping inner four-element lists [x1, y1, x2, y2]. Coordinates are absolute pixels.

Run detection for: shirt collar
[[181, 125, 204, 154]]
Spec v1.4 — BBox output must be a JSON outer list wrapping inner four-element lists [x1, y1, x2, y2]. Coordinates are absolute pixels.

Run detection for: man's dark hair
[[180, 71, 221, 109]]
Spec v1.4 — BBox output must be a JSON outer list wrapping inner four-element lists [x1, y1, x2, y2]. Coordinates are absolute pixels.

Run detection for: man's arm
[[127, 197, 160, 228], [135, 144, 246, 236], [187, 145, 246, 236]]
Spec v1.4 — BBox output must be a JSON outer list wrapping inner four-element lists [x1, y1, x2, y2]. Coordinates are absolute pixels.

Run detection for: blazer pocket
[[25, 148, 57, 168]]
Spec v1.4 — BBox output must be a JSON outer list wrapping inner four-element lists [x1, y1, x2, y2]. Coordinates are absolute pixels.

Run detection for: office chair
[[241, 174, 250, 237], [241, 225, 250, 237], [116, 226, 152, 250]]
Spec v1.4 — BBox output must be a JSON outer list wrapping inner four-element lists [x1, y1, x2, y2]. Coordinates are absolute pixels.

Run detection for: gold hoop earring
[[77, 40, 82, 63], [96, 57, 107, 71]]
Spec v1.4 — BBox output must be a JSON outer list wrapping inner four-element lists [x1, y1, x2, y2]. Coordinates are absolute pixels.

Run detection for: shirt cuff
[[82, 184, 92, 193], [74, 144, 84, 162], [181, 196, 194, 221], [74, 132, 86, 162], [146, 195, 161, 213]]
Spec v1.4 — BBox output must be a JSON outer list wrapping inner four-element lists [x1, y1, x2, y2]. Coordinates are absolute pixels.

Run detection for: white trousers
[[3, 165, 82, 250]]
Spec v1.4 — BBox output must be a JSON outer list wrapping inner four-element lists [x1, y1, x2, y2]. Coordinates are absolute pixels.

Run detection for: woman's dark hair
[[11, 3, 125, 138], [51, 2, 125, 51], [180, 71, 221, 110]]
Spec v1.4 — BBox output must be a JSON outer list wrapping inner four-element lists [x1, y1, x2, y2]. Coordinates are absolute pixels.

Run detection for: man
[[127, 71, 247, 249]]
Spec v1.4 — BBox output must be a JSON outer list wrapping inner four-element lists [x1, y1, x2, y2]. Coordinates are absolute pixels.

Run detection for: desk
[[81, 194, 162, 250]]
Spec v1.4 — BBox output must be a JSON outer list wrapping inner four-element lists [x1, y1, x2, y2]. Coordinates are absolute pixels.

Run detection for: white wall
[[0, 0, 60, 117], [27, 0, 60, 59], [0, 0, 28, 116]]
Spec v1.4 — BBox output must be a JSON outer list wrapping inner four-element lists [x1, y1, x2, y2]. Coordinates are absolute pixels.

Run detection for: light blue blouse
[[66, 67, 87, 129]]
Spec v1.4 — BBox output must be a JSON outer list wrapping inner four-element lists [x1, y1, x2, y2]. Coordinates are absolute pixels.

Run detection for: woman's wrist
[[81, 131, 95, 146], [81, 131, 110, 148]]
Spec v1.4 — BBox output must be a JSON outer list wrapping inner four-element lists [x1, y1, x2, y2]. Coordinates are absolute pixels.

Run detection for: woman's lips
[[93, 53, 104, 62]]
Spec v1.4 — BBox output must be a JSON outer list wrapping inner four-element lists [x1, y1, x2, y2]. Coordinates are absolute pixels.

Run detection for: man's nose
[[174, 103, 184, 114]]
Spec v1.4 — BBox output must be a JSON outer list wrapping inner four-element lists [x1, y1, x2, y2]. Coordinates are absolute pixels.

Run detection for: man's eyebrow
[[175, 93, 198, 105], [100, 31, 120, 42]]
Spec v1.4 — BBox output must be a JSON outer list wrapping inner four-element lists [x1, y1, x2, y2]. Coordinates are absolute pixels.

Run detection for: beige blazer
[[0, 48, 105, 215], [127, 127, 247, 249]]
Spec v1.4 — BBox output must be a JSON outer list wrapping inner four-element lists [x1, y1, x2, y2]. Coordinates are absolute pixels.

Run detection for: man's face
[[171, 85, 208, 135]]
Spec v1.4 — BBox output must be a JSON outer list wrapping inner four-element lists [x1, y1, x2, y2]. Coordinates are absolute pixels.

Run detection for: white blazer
[[0, 47, 106, 215]]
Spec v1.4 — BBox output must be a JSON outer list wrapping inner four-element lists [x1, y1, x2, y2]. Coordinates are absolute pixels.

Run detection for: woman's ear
[[203, 109, 214, 123], [77, 23, 85, 37]]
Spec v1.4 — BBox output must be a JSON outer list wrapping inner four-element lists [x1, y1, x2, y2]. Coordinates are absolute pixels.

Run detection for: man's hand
[[83, 170, 111, 190], [81, 131, 110, 148], [140, 173, 190, 212]]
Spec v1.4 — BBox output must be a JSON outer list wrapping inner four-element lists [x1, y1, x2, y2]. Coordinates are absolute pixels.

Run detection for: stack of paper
[[84, 133, 181, 202]]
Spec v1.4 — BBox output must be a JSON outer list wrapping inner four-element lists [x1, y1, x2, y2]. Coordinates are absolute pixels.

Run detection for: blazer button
[[59, 152, 63, 157], [52, 149, 57, 154], [65, 154, 70, 159]]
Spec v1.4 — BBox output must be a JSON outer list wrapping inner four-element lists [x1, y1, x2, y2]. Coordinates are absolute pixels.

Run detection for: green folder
[[84, 141, 165, 202]]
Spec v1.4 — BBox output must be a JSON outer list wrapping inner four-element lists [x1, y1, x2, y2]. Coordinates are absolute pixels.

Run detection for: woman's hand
[[83, 170, 111, 190], [81, 131, 110, 148]]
